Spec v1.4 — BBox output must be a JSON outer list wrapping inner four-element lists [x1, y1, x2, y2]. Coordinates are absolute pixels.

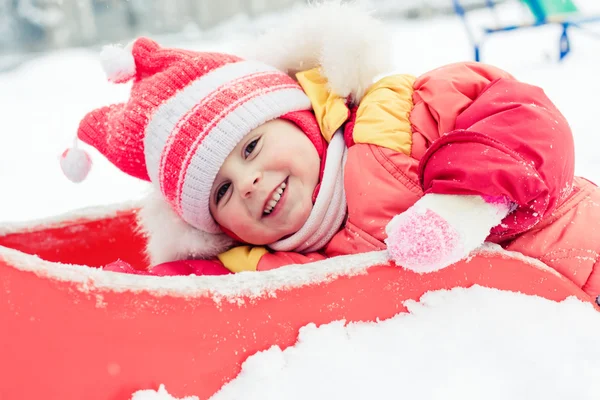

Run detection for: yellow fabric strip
[[217, 246, 269, 273], [295, 68, 349, 142], [353, 74, 416, 156], [295, 68, 416, 154]]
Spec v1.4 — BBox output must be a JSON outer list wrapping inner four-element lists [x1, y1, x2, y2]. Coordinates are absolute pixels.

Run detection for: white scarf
[[269, 130, 348, 253]]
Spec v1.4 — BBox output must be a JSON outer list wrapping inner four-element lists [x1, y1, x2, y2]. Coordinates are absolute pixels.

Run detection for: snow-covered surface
[[134, 286, 600, 400], [1, 1, 600, 399], [132, 385, 198, 400], [0, 243, 378, 302], [211, 286, 600, 400], [0, 239, 559, 303], [0, 199, 141, 235]]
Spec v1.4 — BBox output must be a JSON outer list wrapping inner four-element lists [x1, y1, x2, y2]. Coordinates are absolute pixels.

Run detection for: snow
[[0, 199, 140, 236], [132, 384, 198, 400], [0, 242, 380, 302], [1, 1, 600, 399], [214, 286, 600, 400], [137, 286, 600, 400], [0, 234, 554, 305]]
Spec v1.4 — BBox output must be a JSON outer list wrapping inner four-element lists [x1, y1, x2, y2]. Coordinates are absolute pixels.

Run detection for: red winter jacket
[[108, 62, 600, 299]]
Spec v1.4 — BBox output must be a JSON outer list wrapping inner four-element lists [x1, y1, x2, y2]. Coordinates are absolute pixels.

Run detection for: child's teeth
[[264, 181, 287, 214]]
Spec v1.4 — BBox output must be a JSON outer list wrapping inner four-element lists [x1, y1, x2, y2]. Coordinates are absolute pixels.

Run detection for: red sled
[[0, 203, 598, 400]]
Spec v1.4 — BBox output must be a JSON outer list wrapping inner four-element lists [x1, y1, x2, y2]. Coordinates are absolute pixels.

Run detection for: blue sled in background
[[453, 0, 600, 61]]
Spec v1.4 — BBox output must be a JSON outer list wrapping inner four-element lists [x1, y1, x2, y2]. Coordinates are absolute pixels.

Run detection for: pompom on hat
[[63, 37, 319, 236]]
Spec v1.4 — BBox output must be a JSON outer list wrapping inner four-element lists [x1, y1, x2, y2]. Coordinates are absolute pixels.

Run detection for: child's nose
[[241, 172, 261, 198]]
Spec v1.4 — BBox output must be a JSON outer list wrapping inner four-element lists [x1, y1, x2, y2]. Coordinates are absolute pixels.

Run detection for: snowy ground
[[1, 1, 600, 399], [130, 286, 600, 400]]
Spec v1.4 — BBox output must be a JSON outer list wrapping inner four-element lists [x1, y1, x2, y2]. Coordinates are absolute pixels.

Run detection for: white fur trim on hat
[[237, 0, 394, 104], [100, 42, 136, 83], [136, 188, 235, 265]]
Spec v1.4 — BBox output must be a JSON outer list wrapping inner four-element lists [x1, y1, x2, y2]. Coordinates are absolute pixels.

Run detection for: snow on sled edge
[[0, 203, 597, 400]]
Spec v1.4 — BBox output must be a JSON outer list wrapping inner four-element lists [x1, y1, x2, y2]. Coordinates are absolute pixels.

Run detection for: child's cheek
[[230, 217, 257, 236]]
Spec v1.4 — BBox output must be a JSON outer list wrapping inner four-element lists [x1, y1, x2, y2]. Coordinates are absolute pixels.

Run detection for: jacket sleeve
[[217, 245, 327, 273], [103, 247, 326, 276], [102, 258, 232, 276], [415, 62, 575, 239]]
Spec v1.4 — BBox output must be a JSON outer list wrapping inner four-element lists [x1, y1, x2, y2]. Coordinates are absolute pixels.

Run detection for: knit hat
[[63, 37, 321, 235]]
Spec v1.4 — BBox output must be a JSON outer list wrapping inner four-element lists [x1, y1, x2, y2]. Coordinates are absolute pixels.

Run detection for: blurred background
[[0, 0, 502, 69], [0, 0, 599, 223]]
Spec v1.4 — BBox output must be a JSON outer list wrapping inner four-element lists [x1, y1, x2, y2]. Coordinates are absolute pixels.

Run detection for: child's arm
[[386, 62, 574, 272], [216, 246, 327, 273], [416, 62, 574, 239], [103, 258, 232, 276], [103, 247, 326, 276]]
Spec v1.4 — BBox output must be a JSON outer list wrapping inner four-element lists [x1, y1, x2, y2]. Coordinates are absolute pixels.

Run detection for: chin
[[271, 220, 306, 243], [294, 201, 313, 229], [239, 233, 270, 246]]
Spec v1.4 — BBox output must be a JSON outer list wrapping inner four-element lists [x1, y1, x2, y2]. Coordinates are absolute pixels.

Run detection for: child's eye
[[244, 138, 259, 158], [216, 182, 230, 204]]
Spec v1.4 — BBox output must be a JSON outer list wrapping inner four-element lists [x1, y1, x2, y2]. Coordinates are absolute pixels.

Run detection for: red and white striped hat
[[69, 37, 317, 234]]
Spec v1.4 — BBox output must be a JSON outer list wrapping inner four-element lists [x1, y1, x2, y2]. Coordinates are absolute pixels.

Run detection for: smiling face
[[209, 119, 321, 245]]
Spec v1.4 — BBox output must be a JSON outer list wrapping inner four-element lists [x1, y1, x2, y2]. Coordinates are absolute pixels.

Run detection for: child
[[63, 2, 600, 299]]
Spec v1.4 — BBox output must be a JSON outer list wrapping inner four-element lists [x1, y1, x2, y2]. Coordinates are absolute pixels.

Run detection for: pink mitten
[[385, 207, 462, 273], [385, 194, 511, 273]]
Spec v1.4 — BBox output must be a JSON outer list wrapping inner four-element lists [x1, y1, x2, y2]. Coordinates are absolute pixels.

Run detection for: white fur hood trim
[[136, 188, 235, 266], [237, 0, 394, 104]]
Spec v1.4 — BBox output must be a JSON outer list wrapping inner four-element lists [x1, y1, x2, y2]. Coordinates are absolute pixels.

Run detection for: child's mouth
[[263, 178, 288, 217]]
